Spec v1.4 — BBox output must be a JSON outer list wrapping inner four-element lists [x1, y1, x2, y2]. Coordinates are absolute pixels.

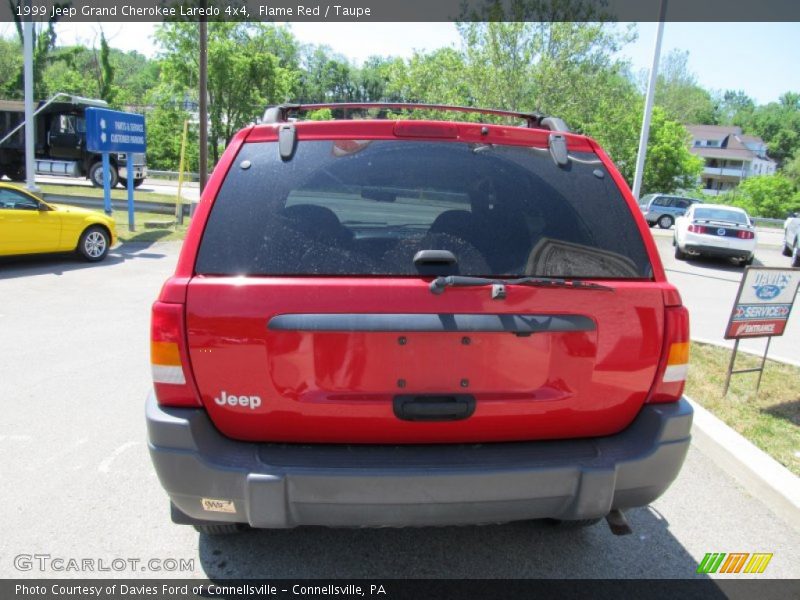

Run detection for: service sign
[[725, 267, 800, 339], [85, 107, 146, 154]]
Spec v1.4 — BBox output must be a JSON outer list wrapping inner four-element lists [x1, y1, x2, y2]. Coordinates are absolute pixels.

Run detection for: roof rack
[[262, 103, 569, 132]]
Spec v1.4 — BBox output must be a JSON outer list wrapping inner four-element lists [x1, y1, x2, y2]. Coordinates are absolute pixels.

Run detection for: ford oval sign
[[753, 284, 782, 300]]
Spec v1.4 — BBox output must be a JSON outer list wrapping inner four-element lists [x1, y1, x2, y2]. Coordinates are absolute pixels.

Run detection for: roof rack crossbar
[[261, 102, 569, 132]]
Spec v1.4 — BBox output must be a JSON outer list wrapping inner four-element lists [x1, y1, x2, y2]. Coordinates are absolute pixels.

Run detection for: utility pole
[[631, 0, 668, 201], [23, 10, 39, 193], [198, 18, 208, 195]]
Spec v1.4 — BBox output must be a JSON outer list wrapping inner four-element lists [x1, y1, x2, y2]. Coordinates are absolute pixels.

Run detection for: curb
[[686, 396, 800, 531]]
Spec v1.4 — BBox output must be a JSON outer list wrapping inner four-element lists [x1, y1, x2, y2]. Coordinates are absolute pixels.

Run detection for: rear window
[[693, 207, 749, 225], [196, 139, 653, 279], [639, 193, 656, 207]]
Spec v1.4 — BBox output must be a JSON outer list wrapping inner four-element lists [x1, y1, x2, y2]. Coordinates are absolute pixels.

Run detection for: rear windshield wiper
[[430, 275, 614, 295]]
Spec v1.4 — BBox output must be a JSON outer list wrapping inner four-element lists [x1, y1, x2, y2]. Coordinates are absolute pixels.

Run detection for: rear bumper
[[146, 392, 692, 528], [683, 243, 753, 259], [119, 165, 147, 180]]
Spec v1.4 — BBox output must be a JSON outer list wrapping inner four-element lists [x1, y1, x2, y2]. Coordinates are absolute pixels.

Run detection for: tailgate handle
[[413, 249, 456, 266], [393, 395, 475, 422], [412, 249, 458, 276]]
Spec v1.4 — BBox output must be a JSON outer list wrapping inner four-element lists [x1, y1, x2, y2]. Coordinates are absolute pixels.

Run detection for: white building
[[686, 125, 776, 196]]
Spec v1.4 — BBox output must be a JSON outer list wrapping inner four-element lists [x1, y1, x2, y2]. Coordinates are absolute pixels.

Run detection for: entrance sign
[[725, 268, 800, 339], [84, 107, 146, 230], [723, 267, 800, 394]]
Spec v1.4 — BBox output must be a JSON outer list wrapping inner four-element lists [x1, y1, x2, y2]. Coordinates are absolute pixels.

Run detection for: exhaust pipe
[[605, 509, 633, 536]]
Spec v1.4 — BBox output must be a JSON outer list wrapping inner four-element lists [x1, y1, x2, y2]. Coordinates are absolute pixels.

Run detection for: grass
[[39, 183, 178, 204], [686, 342, 800, 476], [112, 209, 191, 243]]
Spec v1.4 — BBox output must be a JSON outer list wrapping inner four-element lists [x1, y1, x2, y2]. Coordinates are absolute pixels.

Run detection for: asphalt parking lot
[[1, 239, 798, 580]]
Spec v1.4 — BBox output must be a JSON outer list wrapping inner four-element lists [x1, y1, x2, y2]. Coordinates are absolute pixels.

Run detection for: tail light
[[688, 224, 707, 234], [737, 230, 755, 239], [151, 301, 201, 407], [647, 305, 690, 403]]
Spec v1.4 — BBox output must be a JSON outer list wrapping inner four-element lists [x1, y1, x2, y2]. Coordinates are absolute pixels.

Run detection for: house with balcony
[[686, 125, 776, 196]]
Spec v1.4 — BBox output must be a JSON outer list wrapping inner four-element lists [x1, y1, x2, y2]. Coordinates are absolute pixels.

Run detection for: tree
[[736, 92, 800, 166], [455, 17, 633, 119], [144, 101, 199, 172], [0, 36, 23, 97], [8, 0, 66, 98], [296, 46, 358, 102], [640, 108, 705, 193], [717, 89, 754, 125], [587, 104, 703, 194], [385, 48, 470, 109], [782, 151, 800, 188], [108, 49, 160, 108], [723, 174, 799, 218], [155, 22, 298, 163], [356, 56, 402, 102], [96, 29, 115, 105], [652, 50, 718, 125]]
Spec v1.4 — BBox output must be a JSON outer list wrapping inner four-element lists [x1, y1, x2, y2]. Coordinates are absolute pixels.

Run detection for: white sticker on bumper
[[201, 498, 237, 513]]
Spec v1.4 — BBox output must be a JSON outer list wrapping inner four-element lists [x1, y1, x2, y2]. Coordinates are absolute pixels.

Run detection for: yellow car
[[0, 183, 116, 261]]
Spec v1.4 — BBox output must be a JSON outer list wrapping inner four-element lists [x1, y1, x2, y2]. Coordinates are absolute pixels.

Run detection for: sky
[[2, 21, 799, 105]]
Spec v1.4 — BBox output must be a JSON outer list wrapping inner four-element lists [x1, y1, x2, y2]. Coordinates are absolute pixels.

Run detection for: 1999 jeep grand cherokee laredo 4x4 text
[[146, 103, 692, 535]]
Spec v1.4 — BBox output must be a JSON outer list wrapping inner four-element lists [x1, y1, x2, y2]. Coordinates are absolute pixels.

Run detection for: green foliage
[[0, 36, 23, 97], [653, 50, 718, 125], [155, 22, 297, 162], [641, 108, 705, 193], [307, 108, 333, 121], [736, 92, 800, 166], [144, 103, 198, 173], [4, 13, 790, 192], [97, 30, 115, 105], [297, 46, 356, 102], [782, 151, 800, 188], [716, 89, 755, 125], [719, 174, 799, 218]]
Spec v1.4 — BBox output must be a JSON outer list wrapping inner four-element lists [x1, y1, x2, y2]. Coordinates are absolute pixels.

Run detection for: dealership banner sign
[[725, 267, 800, 339]]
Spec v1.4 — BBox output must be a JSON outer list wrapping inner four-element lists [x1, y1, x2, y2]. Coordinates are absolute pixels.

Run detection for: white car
[[783, 212, 800, 267], [673, 204, 756, 266]]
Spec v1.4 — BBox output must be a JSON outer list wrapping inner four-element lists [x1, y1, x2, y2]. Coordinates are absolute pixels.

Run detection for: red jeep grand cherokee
[[147, 103, 692, 535]]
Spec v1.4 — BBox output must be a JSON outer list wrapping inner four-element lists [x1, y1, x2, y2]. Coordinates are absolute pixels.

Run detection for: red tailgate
[[185, 278, 664, 443]]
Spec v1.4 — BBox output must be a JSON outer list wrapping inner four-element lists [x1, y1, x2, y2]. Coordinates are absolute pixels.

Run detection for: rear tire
[[743, 255, 754, 266], [119, 177, 145, 189], [674, 245, 686, 260], [658, 215, 673, 229], [783, 239, 792, 257], [193, 523, 248, 535], [792, 241, 800, 268], [89, 161, 119, 188], [77, 225, 110, 262]]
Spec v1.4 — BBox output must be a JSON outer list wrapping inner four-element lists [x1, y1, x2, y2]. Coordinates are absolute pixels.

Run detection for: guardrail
[[43, 193, 194, 216], [751, 217, 786, 229], [148, 169, 211, 182]]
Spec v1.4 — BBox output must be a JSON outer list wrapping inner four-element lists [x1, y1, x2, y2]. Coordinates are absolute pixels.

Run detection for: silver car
[[639, 194, 703, 229]]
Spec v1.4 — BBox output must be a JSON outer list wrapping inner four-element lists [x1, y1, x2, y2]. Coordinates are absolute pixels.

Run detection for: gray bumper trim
[[146, 393, 692, 528]]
